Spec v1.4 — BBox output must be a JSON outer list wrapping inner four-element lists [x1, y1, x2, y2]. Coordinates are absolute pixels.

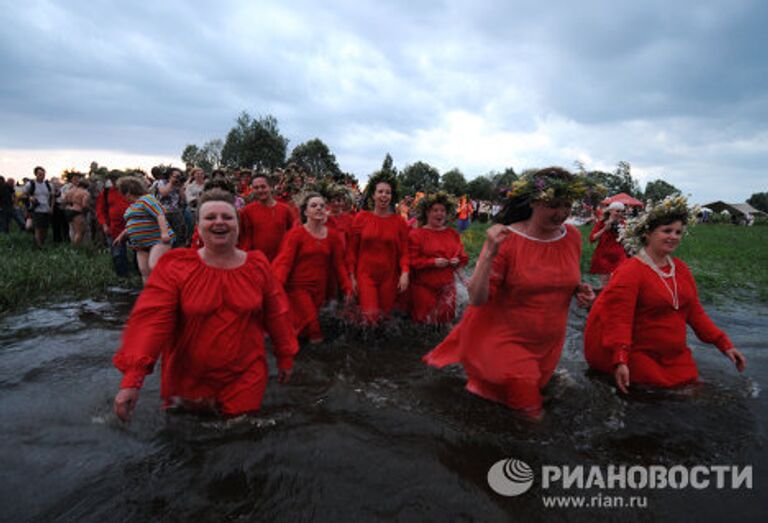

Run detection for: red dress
[[95, 186, 130, 237], [408, 227, 469, 324], [326, 212, 355, 300], [423, 225, 582, 415], [272, 226, 353, 340], [238, 201, 296, 261], [347, 211, 410, 324], [113, 249, 298, 416], [584, 256, 733, 387], [589, 221, 627, 274]]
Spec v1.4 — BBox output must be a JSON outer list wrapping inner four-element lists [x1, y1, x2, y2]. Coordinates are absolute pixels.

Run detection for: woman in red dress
[[272, 193, 353, 345], [589, 201, 628, 286], [408, 192, 468, 324], [113, 189, 298, 421], [423, 168, 596, 419], [347, 173, 409, 325], [584, 196, 746, 392]]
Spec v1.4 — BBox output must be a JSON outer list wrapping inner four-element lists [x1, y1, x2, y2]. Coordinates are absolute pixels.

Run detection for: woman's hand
[[161, 233, 171, 244], [114, 388, 140, 422], [398, 272, 409, 293], [434, 257, 449, 268], [485, 224, 511, 257], [278, 368, 293, 384], [725, 348, 747, 372], [574, 282, 596, 308], [449, 257, 460, 267], [112, 230, 126, 246], [614, 364, 630, 394]]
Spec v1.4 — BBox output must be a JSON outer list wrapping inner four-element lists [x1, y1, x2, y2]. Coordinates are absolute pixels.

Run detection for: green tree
[[466, 175, 494, 200], [398, 161, 440, 195], [441, 168, 468, 196], [288, 138, 342, 180], [182, 139, 223, 174], [220, 112, 288, 171], [615, 161, 642, 197], [747, 191, 768, 212], [644, 179, 681, 203], [491, 166, 518, 190], [586, 170, 624, 196]]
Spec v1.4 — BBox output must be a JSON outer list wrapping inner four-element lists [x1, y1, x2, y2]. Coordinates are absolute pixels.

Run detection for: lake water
[[0, 293, 765, 522]]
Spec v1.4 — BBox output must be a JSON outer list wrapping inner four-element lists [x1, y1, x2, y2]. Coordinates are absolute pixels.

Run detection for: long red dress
[[584, 256, 733, 387], [408, 226, 469, 324], [272, 226, 353, 341], [113, 249, 298, 415], [238, 200, 296, 261], [347, 211, 410, 324], [326, 212, 355, 300], [589, 221, 627, 274], [423, 224, 582, 414]]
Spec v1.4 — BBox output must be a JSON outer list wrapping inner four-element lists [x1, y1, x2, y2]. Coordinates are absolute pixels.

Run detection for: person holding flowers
[[424, 167, 597, 419], [584, 195, 747, 393], [408, 192, 468, 324], [589, 201, 628, 286]]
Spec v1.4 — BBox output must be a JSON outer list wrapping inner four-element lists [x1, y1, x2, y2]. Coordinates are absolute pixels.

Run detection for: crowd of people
[[0, 163, 746, 422]]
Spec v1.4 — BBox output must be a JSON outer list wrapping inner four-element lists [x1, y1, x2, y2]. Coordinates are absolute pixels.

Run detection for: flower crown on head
[[618, 194, 699, 253], [415, 191, 457, 225], [505, 169, 606, 203]]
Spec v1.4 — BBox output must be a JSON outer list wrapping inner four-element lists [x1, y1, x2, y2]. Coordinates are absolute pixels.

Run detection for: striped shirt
[[123, 194, 175, 249]]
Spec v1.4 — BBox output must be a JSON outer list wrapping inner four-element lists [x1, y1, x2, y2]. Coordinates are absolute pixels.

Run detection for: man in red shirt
[[238, 175, 296, 261]]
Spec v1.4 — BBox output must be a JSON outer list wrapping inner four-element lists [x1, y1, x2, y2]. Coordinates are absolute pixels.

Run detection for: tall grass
[[1, 222, 765, 315], [0, 231, 141, 314], [461, 221, 768, 304]]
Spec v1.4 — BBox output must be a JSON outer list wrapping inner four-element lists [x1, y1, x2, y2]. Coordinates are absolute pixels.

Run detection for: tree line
[[182, 111, 710, 204]]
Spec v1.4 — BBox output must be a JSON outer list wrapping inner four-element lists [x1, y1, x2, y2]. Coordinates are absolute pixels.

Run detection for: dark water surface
[[0, 293, 765, 522]]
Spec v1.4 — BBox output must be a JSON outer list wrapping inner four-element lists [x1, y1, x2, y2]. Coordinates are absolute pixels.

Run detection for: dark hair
[[416, 192, 456, 226], [299, 192, 325, 223], [494, 166, 574, 225], [33, 166, 45, 176], [203, 178, 237, 194], [364, 172, 399, 211], [643, 213, 689, 242]]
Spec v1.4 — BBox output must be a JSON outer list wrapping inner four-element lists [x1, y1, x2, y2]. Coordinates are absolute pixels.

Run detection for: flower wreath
[[618, 194, 699, 253]]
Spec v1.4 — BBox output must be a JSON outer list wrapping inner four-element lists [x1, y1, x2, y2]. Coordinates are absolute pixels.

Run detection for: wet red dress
[[113, 249, 298, 416], [423, 225, 582, 415], [408, 227, 469, 324], [326, 212, 355, 300], [584, 256, 733, 387], [272, 226, 353, 340], [238, 201, 296, 261], [347, 211, 410, 324], [589, 221, 627, 274]]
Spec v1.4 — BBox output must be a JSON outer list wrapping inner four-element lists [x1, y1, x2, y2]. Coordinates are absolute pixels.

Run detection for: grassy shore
[[462, 221, 768, 304], [0, 231, 140, 315], [1, 222, 766, 315]]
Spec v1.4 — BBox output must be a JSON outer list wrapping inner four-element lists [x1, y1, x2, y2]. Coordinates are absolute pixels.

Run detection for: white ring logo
[[487, 458, 534, 496]]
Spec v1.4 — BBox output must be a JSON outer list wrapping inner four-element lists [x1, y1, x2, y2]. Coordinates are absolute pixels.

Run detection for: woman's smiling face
[[198, 201, 239, 248]]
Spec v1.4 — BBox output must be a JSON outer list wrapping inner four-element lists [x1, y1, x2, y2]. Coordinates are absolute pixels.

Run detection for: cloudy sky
[[1, 0, 766, 203]]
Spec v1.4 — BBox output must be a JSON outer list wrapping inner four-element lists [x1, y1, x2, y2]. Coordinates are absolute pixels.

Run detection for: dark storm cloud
[[0, 0, 766, 200]]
